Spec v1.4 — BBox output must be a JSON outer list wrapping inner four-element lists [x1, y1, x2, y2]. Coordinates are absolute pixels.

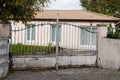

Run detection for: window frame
[[26, 24, 35, 43], [51, 24, 61, 44]]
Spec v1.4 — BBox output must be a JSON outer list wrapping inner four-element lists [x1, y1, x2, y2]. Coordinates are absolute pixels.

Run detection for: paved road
[[7, 68, 120, 80]]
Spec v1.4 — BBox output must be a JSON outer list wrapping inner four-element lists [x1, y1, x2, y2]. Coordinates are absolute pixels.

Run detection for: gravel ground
[[7, 68, 120, 80]]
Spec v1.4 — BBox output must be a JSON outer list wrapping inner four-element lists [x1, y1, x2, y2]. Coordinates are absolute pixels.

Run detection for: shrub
[[107, 24, 120, 39]]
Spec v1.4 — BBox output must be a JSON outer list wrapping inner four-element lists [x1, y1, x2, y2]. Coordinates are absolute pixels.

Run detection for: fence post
[[55, 15, 59, 70], [96, 26, 99, 66]]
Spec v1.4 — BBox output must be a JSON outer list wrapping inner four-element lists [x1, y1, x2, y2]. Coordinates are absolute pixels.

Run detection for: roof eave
[[32, 18, 119, 23]]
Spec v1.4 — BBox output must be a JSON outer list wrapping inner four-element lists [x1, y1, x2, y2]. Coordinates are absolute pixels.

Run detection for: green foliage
[[46, 42, 54, 53], [10, 44, 63, 56], [114, 25, 120, 39], [0, 0, 50, 23], [107, 24, 114, 38], [80, 0, 120, 18], [107, 24, 120, 39], [10, 44, 56, 55], [1, 78, 7, 80]]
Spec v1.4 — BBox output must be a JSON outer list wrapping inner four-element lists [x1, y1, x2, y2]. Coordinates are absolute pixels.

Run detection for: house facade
[[10, 10, 119, 51]]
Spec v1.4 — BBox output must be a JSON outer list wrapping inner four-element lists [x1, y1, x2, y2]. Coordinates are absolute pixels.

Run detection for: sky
[[45, 0, 82, 10]]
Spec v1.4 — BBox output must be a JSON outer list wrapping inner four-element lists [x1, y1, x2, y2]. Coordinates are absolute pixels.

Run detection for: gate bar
[[55, 15, 59, 70]]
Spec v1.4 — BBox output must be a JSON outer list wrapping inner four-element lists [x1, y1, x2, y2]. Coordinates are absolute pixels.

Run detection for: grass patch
[[9, 44, 55, 56], [9, 44, 63, 56]]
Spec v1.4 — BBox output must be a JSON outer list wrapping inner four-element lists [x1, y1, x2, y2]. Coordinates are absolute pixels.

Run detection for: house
[[10, 10, 119, 51]]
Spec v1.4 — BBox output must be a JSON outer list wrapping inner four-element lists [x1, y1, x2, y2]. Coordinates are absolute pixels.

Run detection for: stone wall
[[0, 38, 9, 79], [0, 23, 10, 79]]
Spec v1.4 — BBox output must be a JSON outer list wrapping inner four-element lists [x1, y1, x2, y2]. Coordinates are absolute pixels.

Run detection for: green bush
[[107, 24, 120, 39], [10, 43, 63, 56], [9, 44, 56, 55]]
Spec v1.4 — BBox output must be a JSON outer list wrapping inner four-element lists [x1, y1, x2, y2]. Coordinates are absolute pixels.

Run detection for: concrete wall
[[13, 56, 96, 69], [98, 38, 120, 70]]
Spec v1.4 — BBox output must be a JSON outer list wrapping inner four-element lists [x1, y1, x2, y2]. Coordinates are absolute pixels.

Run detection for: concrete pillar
[[97, 26, 108, 67], [0, 23, 10, 37]]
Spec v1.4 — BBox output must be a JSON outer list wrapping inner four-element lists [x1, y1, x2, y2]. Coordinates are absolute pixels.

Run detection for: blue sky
[[45, 0, 82, 10]]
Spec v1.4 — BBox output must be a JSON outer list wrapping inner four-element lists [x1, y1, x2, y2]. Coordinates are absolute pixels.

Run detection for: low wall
[[98, 38, 120, 70], [0, 38, 9, 79], [13, 56, 96, 69]]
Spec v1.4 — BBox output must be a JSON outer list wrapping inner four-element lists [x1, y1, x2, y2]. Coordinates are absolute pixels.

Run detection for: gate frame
[[55, 19, 98, 70], [10, 20, 99, 70]]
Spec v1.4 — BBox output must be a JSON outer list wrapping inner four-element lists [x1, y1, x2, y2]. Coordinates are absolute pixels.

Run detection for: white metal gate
[[10, 20, 98, 69]]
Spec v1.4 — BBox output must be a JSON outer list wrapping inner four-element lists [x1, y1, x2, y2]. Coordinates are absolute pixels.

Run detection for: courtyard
[[7, 68, 120, 80]]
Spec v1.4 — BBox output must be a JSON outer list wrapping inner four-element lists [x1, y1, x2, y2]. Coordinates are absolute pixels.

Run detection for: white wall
[[11, 21, 114, 50], [98, 38, 120, 70], [11, 21, 51, 46], [60, 22, 80, 49]]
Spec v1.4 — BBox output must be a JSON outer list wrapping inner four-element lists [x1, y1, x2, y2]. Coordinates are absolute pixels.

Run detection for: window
[[51, 25, 61, 43], [26, 24, 35, 42], [81, 28, 97, 46]]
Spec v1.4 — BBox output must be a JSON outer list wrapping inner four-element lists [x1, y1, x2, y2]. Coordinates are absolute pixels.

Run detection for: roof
[[34, 10, 120, 22]]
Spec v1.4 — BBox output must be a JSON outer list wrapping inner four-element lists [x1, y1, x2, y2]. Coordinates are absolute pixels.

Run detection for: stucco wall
[[98, 38, 120, 70]]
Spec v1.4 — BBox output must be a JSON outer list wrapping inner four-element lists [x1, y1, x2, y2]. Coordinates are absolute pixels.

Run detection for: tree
[[80, 0, 120, 18], [0, 0, 50, 23]]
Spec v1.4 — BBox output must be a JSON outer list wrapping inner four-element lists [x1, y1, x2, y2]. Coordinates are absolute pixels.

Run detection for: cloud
[[45, 0, 82, 10]]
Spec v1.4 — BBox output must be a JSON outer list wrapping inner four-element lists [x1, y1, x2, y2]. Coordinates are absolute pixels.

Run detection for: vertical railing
[[10, 21, 98, 69], [96, 27, 99, 65]]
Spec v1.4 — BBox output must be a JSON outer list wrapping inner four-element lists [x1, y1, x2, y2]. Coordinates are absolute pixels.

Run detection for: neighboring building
[[11, 10, 119, 50]]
